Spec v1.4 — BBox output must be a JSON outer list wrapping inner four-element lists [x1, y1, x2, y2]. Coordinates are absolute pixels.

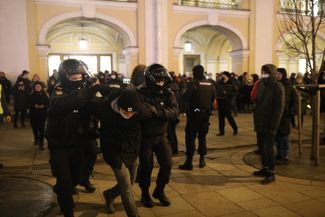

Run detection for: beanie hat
[[277, 68, 287, 79], [222, 71, 231, 78], [117, 88, 141, 112], [192, 65, 205, 80]]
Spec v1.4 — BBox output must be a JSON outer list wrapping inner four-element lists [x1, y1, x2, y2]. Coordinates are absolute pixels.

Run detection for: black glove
[[144, 103, 164, 118]]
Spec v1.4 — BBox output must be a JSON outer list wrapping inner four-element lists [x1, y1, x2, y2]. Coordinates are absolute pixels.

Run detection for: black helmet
[[144, 63, 172, 85], [58, 59, 88, 78], [58, 59, 89, 89]]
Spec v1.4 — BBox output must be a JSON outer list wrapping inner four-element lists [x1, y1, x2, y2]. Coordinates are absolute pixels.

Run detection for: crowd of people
[[0, 60, 319, 217]]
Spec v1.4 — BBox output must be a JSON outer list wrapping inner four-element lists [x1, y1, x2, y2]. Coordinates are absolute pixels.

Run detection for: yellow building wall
[[26, 0, 39, 79], [248, 0, 256, 74]]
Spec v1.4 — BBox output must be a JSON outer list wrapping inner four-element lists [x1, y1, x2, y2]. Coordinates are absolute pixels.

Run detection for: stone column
[[122, 47, 139, 77], [144, 0, 157, 64], [229, 49, 249, 73], [36, 44, 50, 81], [254, 0, 275, 73], [144, 0, 168, 66], [173, 47, 183, 75]]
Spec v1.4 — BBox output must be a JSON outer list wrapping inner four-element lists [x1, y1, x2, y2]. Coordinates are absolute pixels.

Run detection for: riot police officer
[[179, 65, 216, 170], [46, 59, 97, 217], [137, 64, 178, 208]]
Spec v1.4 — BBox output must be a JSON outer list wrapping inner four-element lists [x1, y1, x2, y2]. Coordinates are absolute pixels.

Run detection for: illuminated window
[[100, 56, 112, 72], [48, 54, 113, 77], [48, 55, 61, 77], [299, 58, 313, 73]]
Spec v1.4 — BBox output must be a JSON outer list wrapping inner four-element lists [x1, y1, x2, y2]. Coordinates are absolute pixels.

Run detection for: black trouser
[[13, 108, 26, 126], [167, 119, 179, 154], [185, 110, 210, 158], [30, 115, 46, 146], [138, 133, 172, 190], [81, 139, 98, 182], [218, 105, 237, 133], [257, 133, 275, 171], [49, 146, 85, 214]]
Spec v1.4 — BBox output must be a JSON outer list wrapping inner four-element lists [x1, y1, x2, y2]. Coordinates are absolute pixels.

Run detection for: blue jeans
[[275, 135, 290, 159], [109, 159, 138, 217], [257, 133, 275, 172]]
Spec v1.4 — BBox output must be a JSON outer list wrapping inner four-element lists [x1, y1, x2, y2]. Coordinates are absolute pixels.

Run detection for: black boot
[[217, 132, 225, 136], [62, 209, 74, 217], [140, 189, 154, 208], [199, 156, 206, 168], [103, 188, 117, 213], [261, 172, 276, 185], [253, 168, 268, 177], [152, 185, 171, 206], [178, 157, 193, 170], [81, 180, 96, 193]]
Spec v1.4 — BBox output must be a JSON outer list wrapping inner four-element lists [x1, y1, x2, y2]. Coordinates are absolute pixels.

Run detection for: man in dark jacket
[[91, 87, 144, 217], [179, 65, 216, 170], [253, 64, 285, 184], [137, 64, 178, 208], [0, 71, 12, 104], [12, 78, 29, 128], [45, 59, 98, 217], [215, 71, 238, 136], [275, 68, 298, 165]]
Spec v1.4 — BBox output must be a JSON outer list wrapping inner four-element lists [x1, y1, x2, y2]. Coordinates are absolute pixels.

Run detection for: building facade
[[0, 0, 324, 81]]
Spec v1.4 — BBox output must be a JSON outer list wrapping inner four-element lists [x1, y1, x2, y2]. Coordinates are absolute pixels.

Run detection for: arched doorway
[[38, 12, 138, 79], [45, 17, 130, 77], [174, 22, 248, 77], [45, 17, 133, 77], [276, 33, 325, 75]]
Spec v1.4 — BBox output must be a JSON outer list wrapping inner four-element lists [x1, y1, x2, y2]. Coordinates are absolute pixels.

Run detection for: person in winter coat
[[253, 64, 285, 184], [0, 71, 12, 104], [0, 83, 11, 168], [215, 71, 238, 136], [28, 81, 49, 150], [130, 64, 146, 88], [91, 87, 145, 217], [16, 70, 31, 94], [275, 68, 298, 165], [137, 64, 178, 208], [0, 83, 11, 123], [12, 78, 29, 128], [47, 70, 59, 96]]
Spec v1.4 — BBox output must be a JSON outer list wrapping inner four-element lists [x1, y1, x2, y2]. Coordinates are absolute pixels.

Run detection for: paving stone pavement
[[1, 113, 325, 217]]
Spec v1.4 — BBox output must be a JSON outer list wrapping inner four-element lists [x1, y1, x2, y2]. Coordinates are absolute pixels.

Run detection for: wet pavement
[[0, 176, 55, 217], [1, 113, 325, 217]]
